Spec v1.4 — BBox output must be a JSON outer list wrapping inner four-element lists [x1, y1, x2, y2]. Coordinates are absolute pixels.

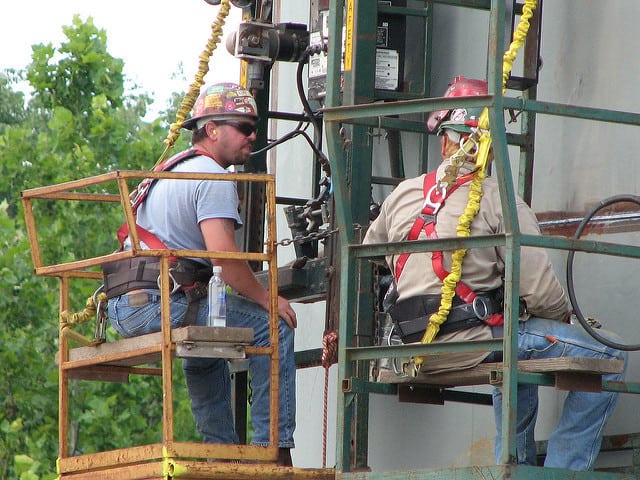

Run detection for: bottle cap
[[212, 265, 222, 273]]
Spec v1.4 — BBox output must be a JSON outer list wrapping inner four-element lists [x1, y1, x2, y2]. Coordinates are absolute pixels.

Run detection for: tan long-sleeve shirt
[[364, 161, 569, 372]]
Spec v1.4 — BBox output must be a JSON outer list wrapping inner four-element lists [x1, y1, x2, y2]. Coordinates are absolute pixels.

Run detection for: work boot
[[277, 448, 293, 466]]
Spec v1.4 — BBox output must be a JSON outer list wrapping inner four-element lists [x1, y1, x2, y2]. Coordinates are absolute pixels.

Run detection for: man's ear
[[206, 122, 217, 138], [440, 134, 448, 157]]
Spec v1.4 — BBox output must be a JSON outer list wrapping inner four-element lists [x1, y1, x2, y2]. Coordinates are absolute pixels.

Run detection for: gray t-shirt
[[135, 154, 242, 253]]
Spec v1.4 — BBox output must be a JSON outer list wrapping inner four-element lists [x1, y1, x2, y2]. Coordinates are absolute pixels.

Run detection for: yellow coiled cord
[[59, 1, 233, 343], [158, 0, 231, 163], [415, 0, 537, 363]]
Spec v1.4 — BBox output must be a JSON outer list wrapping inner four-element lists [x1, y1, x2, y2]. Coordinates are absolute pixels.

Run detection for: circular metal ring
[[459, 135, 479, 157]]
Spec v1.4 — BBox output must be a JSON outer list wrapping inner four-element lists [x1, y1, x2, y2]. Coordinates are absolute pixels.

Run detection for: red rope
[[322, 331, 338, 368], [321, 331, 338, 468]]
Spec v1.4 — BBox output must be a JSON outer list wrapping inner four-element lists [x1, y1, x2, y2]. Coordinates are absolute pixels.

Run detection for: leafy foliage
[[0, 16, 194, 479], [0, 70, 27, 126], [26, 16, 124, 122]]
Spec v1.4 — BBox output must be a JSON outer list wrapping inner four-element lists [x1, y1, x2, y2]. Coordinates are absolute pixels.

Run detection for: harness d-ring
[[157, 269, 182, 295], [459, 134, 479, 157], [472, 296, 490, 321]]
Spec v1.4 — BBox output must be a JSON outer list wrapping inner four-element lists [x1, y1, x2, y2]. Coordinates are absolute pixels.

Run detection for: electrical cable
[[297, 49, 322, 134], [251, 127, 326, 161], [296, 44, 331, 177], [566, 194, 640, 351], [250, 43, 331, 175]]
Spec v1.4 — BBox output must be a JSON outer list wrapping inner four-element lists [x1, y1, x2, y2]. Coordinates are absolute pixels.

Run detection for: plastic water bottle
[[207, 266, 226, 327]]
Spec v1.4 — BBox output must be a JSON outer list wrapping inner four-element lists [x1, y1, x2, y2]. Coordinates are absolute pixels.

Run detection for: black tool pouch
[[102, 257, 212, 299], [102, 257, 162, 298]]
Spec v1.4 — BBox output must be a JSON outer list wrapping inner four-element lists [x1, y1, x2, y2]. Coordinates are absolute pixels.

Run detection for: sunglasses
[[215, 120, 257, 136]]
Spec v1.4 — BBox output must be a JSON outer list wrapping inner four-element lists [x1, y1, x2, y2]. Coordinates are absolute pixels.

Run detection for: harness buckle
[[459, 132, 480, 157], [418, 213, 436, 224], [472, 296, 490, 321], [422, 184, 445, 215]]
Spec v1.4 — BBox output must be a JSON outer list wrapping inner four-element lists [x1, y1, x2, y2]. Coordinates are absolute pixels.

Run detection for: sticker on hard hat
[[205, 98, 223, 109], [227, 98, 256, 115], [450, 109, 467, 122], [208, 85, 226, 94]]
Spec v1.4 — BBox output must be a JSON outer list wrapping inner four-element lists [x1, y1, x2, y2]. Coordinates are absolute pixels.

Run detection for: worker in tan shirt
[[363, 76, 626, 471]]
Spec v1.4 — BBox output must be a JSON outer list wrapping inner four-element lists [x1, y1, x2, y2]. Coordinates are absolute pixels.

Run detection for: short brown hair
[[191, 125, 208, 144]]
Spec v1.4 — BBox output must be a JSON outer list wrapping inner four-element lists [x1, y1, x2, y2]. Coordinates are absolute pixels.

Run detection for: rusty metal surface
[[57, 446, 336, 479], [537, 204, 640, 238], [30, 170, 286, 471]]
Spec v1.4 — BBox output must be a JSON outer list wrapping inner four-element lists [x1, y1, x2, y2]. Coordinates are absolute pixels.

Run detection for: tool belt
[[389, 287, 523, 343], [102, 257, 212, 300]]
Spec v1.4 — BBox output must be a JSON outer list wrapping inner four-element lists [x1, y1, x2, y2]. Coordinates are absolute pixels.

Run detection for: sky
[[2, 1, 243, 117]]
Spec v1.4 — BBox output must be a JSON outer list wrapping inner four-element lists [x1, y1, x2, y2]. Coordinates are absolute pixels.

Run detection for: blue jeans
[[492, 317, 627, 471], [108, 290, 296, 448]]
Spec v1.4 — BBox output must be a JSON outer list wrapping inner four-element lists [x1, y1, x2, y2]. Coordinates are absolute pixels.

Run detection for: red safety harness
[[117, 148, 212, 251], [102, 149, 215, 308], [393, 170, 504, 327]]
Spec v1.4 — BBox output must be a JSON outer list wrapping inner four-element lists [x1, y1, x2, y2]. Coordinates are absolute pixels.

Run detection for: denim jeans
[[108, 289, 296, 448], [491, 317, 627, 471]]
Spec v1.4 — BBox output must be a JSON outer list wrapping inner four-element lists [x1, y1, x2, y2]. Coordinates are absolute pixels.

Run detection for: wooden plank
[[172, 326, 253, 344], [60, 327, 254, 363], [60, 343, 164, 368], [66, 365, 163, 382], [57, 327, 256, 381], [173, 326, 254, 360], [378, 357, 624, 387], [555, 372, 602, 392], [510, 357, 623, 374]]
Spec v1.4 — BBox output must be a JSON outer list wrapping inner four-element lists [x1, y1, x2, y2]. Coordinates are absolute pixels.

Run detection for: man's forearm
[[217, 259, 270, 309]]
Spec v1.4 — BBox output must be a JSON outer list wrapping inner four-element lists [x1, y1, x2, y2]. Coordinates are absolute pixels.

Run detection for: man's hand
[[201, 217, 298, 328], [277, 295, 297, 329]]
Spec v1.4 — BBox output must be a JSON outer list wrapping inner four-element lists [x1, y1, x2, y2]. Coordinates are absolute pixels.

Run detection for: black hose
[[296, 46, 331, 177], [566, 194, 640, 351], [250, 45, 331, 175]]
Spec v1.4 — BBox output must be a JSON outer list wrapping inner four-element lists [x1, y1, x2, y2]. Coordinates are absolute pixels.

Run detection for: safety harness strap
[[394, 171, 476, 302], [390, 171, 508, 340], [390, 288, 510, 343], [103, 257, 212, 298], [105, 149, 216, 323], [117, 148, 211, 247]]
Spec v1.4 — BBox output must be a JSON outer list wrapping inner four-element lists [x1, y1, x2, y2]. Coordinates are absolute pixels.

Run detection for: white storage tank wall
[[269, 0, 338, 469], [269, 0, 640, 471]]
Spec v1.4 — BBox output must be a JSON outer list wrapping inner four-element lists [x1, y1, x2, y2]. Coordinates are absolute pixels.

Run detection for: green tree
[[0, 70, 27, 126], [0, 16, 192, 479], [27, 15, 124, 123]]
